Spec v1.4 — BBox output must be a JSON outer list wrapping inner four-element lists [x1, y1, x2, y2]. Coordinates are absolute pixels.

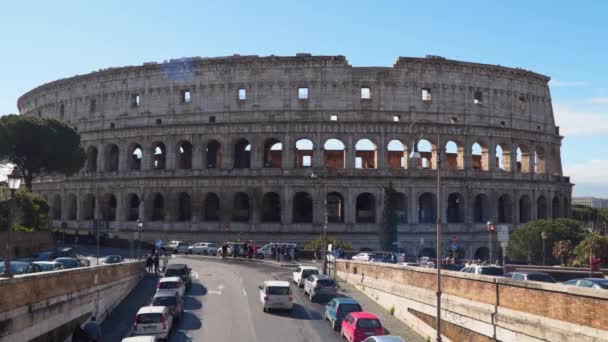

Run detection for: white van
[[259, 280, 293, 312], [133, 306, 173, 340], [256, 243, 296, 259]]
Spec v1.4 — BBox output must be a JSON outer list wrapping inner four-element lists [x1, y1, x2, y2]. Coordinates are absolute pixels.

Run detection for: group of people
[[220, 241, 258, 259], [271, 244, 296, 261], [143, 249, 168, 275]]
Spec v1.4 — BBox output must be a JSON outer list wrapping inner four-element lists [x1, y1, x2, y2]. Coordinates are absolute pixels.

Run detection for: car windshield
[[316, 279, 336, 287], [528, 274, 554, 282], [165, 269, 184, 277], [37, 263, 54, 271], [356, 319, 382, 329], [480, 267, 504, 276], [208, 243, 216, 248], [595, 280, 608, 289], [152, 296, 177, 306], [159, 282, 179, 289], [137, 313, 162, 324], [267, 286, 290, 295], [302, 270, 319, 278], [338, 304, 362, 314], [0, 262, 30, 274]]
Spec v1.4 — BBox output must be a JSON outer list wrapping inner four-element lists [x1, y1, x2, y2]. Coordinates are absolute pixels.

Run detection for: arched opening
[[519, 195, 531, 223], [495, 144, 510, 171], [387, 140, 408, 169], [52, 194, 62, 220], [497, 194, 513, 223], [417, 139, 435, 169], [445, 141, 463, 170], [177, 141, 193, 170], [517, 145, 531, 173], [177, 193, 192, 221], [395, 192, 408, 224], [234, 139, 251, 169], [233, 192, 250, 222], [67, 194, 77, 220], [552, 196, 561, 219], [418, 192, 436, 223], [355, 139, 377, 169], [204, 193, 220, 221], [151, 193, 165, 221], [86, 146, 98, 172], [447, 193, 465, 223], [261, 192, 281, 222], [535, 145, 546, 174], [104, 144, 119, 172], [128, 194, 140, 221], [130, 144, 143, 170], [82, 194, 95, 220], [471, 142, 489, 171], [263, 138, 283, 168], [473, 194, 489, 223], [549, 146, 560, 176], [324, 139, 346, 169], [206, 140, 221, 169], [474, 247, 490, 261], [293, 192, 313, 223], [152, 142, 166, 170], [537, 195, 548, 220], [295, 138, 314, 168], [327, 192, 345, 223], [103, 194, 117, 221], [356, 193, 376, 223]]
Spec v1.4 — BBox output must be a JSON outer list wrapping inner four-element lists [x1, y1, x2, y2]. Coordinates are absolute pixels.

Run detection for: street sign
[[500, 241, 509, 248], [497, 225, 510, 242], [327, 243, 333, 252], [450, 242, 458, 251]]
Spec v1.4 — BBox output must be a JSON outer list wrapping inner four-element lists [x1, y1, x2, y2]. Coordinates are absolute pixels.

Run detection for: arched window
[[447, 193, 464, 223], [495, 144, 510, 171], [104, 144, 119, 172], [324, 139, 345, 169], [128, 194, 140, 221], [327, 192, 345, 223], [206, 140, 221, 169], [295, 139, 314, 168], [52, 194, 62, 220], [519, 195, 531, 223], [497, 194, 513, 223], [86, 146, 98, 172], [356, 193, 376, 223], [262, 192, 281, 222], [82, 194, 95, 220], [234, 139, 251, 169], [177, 141, 193, 170], [473, 194, 489, 223], [233, 192, 250, 222], [67, 194, 77, 220], [263, 138, 283, 168], [355, 139, 377, 169], [293, 192, 313, 223], [204, 193, 220, 221], [394, 192, 408, 224], [387, 140, 408, 169], [517, 145, 531, 173], [103, 194, 117, 221], [417, 139, 435, 169], [130, 144, 143, 170], [445, 141, 463, 170], [152, 142, 166, 170], [535, 145, 546, 174], [151, 193, 165, 221], [552, 196, 561, 219], [471, 142, 489, 171], [177, 193, 192, 221], [418, 192, 436, 223], [537, 195, 548, 219]]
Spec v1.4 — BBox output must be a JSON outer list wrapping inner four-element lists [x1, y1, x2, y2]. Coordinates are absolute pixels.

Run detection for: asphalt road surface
[[103, 256, 345, 341]]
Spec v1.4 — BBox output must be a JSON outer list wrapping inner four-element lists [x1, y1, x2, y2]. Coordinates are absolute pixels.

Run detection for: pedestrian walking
[[271, 244, 276, 259], [153, 253, 160, 275], [162, 252, 168, 273], [233, 244, 238, 258], [253, 243, 258, 258], [221, 242, 228, 260], [83, 316, 101, 342], [146, 254, 153, 274]]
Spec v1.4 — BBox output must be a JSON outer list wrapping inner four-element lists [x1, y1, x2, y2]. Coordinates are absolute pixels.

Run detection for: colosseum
[[17, 54, 572, 258]]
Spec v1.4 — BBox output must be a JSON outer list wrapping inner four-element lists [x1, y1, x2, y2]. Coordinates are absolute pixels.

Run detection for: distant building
[[572, 197, 608, 208]]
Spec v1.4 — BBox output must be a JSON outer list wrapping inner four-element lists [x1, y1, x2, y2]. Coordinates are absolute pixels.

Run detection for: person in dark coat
[[221, 243, 228, 259], [146, 254, 153, 274], [153, 253, 160, 275], [83, 316, 101, 342]]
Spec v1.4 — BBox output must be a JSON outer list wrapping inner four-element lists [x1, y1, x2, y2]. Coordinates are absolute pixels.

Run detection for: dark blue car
[[324, 297, 363, 331]]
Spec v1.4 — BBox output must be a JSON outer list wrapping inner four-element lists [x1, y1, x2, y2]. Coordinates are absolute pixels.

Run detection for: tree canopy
[[0, 114, 85, 190], [571, 232, 608, 267], [305, 235, 353, 251], [0, 187, 49, 231]]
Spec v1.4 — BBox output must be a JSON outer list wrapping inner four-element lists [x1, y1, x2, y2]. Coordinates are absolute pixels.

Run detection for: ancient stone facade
[[17, 54, 572, 257]]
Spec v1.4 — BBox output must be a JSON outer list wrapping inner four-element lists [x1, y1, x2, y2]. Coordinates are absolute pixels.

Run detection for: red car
[[341, 312, 384, 342]]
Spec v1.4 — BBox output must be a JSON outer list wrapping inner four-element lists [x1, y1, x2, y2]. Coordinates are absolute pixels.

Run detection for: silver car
[[303, 274, 337, 301]]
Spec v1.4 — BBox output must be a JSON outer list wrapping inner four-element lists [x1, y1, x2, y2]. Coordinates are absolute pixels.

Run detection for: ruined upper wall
[[17, 54, 556, 133]]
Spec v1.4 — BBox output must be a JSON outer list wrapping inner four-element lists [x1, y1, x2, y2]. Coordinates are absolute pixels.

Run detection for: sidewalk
[[337, 279, 425, 342]]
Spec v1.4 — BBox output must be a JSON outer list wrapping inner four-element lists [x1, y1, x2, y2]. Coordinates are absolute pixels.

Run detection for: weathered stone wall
[[337, 260, 608, 342], [0, 231, 54, 259]]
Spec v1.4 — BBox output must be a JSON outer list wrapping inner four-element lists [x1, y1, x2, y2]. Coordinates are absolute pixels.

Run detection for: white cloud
[[553, 103, 608, 136], [549, 80, 590, 87], [589, 97, 608, 104], [0, 164, 11, 181], [564, 160, 608, 187]]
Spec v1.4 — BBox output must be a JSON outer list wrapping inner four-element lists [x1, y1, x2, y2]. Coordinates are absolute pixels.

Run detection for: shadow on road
[[169, 330, 194, 342], [188, 282, 207, 296], [176, 312, 202, 331], [183, 296, 202, 310], [270, 303, 324, 321]]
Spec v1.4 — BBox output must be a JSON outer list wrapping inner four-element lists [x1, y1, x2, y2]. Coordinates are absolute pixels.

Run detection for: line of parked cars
[[0, 247, 97, 276]]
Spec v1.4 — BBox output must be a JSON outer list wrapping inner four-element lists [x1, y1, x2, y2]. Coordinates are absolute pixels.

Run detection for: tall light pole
[[310, 170, 328, 275], [2, 174, 22, 278], [137, 219, 143, 257], [541, 231, 548, 266], [487, 221, 495, 264]]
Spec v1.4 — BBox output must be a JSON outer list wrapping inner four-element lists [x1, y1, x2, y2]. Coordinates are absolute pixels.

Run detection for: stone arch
[[104, 144, 119, 172], [129, 143, 143, 170], [517, 144, 531, 173], [204, 193, 220, 221], [52, 194, 62, 220], [206, 140, 221, 169], [295, 138, 314, 168], [177, 192, 192, 221], [151, 142, 166, 170], [445, 140, 464, 170], [549, 146, 560, 175], [497, 194, 513, 223], [234, 138, 251, 169], [394, 192, 408, 224], [177, 140, 193, 170], [102, 193, 117, 221], [293, 192, 313, 223], [261, 192, 281, 222], [418, 192, 436, 223], [537, 195, 548, 219], [263, 138, 283, 168], [233, 192, 250, 222], [387, 139, 408, 169], [327, 192, 345, 223], [81, 194, 95, 220], [127, 193, 140, 221], [447, 192, 465, 223], [86, 146, 98, 172], [473, 193, 489, 223], [355, 139, 377, 169], [552, 195, 561, 219], [151, 193, 165, 221], [519, 195, 531, 223], [416, 139, 436, 170], [495, 143, 510, 171], [535, 145, 546, 174], [471, 141, 489, 171], [324, 138, 346, 169], [67, 194, 77, 220], [356, 192, 376, 223]]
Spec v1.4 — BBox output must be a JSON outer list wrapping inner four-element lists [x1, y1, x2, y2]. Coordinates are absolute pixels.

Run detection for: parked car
[[563, 278, 608, 290], [151, 293, 184, 322], [33, 261, 64, 271], [325, 297, 363, 331], [0, 261, 42, 275], [54, 257, 85, 269], [440, 264, 465, 272], [341, 312, 385, 342], [351, 253, 374, 262], [460, 265, 504, 276], [504, 271, 556, 283], [132, 306, 173, 340], [259, 280, 293, 312], [362, 336, 405, 342], [102, 255, 123, 264], [189, 242, 218, 255], [35, 251, 58, 261], [292, 266, 320, 287], [164, 264, 192, 289], [304, 274, 338, 301], [56, 247, 77, 258], [156, 276, 186, 298], [397, 262, 421, 267], [165, 240, 187, 254], [256, 242, 296, 259], [122, 336, 157, 342]]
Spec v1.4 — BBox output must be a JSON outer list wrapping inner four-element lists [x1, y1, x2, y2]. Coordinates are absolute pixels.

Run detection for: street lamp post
[[487, 221, 495, 264], [310, 171, 328, 275], [541, 231, 548, 266], [136, 219, 143, 258], [2, 174, 22, 279]]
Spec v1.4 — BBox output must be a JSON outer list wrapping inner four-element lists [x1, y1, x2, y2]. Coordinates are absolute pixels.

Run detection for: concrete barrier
[[0, 260, 145, 342], [337, 260, 608, 342]]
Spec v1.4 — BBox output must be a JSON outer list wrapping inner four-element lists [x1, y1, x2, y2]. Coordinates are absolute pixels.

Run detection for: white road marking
[[242, 288, 247, 297], [208, 284, 225, 295]]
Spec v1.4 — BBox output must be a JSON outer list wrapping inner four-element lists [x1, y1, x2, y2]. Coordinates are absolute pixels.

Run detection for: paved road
[[103, 256, 344, 341]]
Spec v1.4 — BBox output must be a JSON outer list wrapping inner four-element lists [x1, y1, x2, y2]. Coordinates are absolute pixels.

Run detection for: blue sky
[[1, 1, 607, 196]]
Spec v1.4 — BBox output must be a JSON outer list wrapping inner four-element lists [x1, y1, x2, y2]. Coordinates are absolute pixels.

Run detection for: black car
[[164, 263, 192, 289]]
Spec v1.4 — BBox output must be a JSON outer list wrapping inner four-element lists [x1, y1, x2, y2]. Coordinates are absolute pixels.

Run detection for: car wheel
[[258, 254, 264, 259], [203, 250, 208, 255]]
